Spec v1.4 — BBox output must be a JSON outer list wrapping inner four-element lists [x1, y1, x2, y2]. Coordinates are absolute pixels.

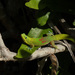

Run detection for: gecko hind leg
[[50, 41, 58, 53]]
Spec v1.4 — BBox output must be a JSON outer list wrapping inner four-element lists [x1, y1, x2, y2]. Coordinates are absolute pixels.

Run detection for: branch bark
[[28, 45, 65, 61], [0, 33, 16, 61]]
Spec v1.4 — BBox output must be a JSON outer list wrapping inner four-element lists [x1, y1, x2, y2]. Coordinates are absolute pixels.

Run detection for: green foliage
[[25, 0, 75, 15], [28, 28, 53, 38], [73, 20, 75, 26], [25, 0, 75, 27], [15, 44, 39, 58], [25, 0, 41, 10], [37, 12, 50, 26]]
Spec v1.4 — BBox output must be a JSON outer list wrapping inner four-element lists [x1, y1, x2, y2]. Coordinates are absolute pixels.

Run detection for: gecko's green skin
[[21, 33, 75, 47]]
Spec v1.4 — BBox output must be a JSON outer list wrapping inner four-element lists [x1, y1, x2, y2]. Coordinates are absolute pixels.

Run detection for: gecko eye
[[25, 36, 27, 39]]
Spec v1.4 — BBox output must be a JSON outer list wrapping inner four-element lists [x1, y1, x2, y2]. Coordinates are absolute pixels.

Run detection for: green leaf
[[25, 0, 75, 15], [28, 28, 53, 38], [37, 12, 50, 26], [25, 0, 41, 10], [28, 28, 42, 38], [73, 19, 75, 26], [15, 44, 39, 58]]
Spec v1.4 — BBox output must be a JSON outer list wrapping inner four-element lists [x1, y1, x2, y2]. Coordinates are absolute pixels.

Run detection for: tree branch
[[28, 44, 65, 61], [0, 33, 16, 61], [0, 33, 74, 61]]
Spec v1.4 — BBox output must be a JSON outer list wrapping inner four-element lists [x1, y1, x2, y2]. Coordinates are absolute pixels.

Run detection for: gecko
[[21, 33, 75, 48]]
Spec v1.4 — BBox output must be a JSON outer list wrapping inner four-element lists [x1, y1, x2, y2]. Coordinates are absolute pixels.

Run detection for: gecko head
[[24, 33, 27, 38], [25, 36, 27, 39], [21, 33, 30, 45], [21, 33, 28, 41]]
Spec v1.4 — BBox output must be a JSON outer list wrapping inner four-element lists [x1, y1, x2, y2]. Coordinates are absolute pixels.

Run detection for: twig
[[36, 57, 47, 75], [50, 54, 59, 75], [54, 25, 75, 63], [59, 18, 75, 37]]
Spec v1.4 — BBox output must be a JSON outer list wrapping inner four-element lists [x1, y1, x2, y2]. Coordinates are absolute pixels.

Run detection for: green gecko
[[21, 33, 75, 48]]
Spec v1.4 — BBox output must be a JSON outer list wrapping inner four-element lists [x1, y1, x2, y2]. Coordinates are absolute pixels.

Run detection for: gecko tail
[[53, 34, 75, 43]]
